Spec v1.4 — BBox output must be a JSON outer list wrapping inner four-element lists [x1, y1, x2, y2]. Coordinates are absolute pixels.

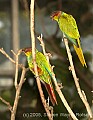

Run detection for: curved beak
[[50, 14, 54, 21]]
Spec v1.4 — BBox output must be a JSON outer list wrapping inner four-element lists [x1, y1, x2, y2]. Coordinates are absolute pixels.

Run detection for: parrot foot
[[63, 37, 67, 41], [45, 53, 52, 57], [58, 83, 63, 89], [62, 37, 67, 42], [35, 75, 40, 78]]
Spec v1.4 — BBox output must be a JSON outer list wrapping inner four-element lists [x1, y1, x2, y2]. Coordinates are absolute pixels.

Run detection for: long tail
[[73, 38, 87, 67], [44, 83, 57, 106]]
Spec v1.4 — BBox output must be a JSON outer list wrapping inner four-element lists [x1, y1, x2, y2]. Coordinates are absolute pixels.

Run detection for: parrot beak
[[22, 48, 25, 52], [50, 14, 54, 21], [50, 11, 62, 21], [22, 48, 26, 55], [22, 47, 32, 54], [22, 48, 25, 53]]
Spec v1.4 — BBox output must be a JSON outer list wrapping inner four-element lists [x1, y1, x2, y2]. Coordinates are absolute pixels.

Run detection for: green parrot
[[22, 47, 57, 106], [51, 11, 87, 67]]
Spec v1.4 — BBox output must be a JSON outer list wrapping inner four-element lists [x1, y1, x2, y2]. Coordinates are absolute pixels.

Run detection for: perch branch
[[10, 49, 27, 120], [0, 48, 15, 64], [0, 96, 12, 112], [51, 73, 78, 120], [0, 48, 27, 120], [11, 49, 22, 89], [0, 48, 23, 68], [37, 34, 51, 63], [63, 36, 93, 119], [30, 1, 53, 120], [37, 35, 78, 120], [11, 67, 27, 120], [14, 52, 18, 88]]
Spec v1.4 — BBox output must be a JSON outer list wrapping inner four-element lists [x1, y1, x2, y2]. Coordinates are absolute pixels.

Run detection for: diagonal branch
[[11, 49, 22, 89], [0, 48, 23, 69], [0, 48, 27, 120], [0, 48, 15, 64], [37, 35, 78, 120], [37, 34, 51, 63], [30, 0, 53, 120], [0, 96, 12, 112], [11, 67, 27, 120], [63, 36, 93, 119]]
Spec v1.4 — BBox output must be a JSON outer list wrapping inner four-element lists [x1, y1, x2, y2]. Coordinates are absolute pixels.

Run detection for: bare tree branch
[[11, 49, 22, 89], [30, 0, 53, 120], [37, 34, 51, 63], [37, 35, 78, 120], [0, 48, 23, 68], [63, 36, 93, 119], [0, 96, 12, 112], [11, 67, 27, 120], [0, 48, 15, 64], [0, 48, 27, 120]]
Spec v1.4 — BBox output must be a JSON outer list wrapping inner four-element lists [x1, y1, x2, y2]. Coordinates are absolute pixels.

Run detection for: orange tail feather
[[73, 38, 87, 67]]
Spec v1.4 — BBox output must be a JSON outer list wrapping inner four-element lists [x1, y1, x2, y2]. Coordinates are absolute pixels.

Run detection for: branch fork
[[0, 48, 27, 120]]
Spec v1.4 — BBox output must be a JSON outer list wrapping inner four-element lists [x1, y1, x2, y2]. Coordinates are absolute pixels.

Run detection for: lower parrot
[[51, 11, 87, 67], [22, 47, 57, 106]]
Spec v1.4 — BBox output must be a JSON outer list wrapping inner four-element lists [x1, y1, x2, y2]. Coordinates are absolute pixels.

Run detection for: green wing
[[42, 63, 53, 79], [58, 12, 80, 46], [35, 52, 52, 84], [64, 33, 79, 47]]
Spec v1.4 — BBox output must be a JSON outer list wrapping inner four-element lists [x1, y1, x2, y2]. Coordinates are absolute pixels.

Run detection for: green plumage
[[27, 50, 52, 85], [58, 12, 80, 46], [51, 11, 87, 67], [22, 47, 57, 105]]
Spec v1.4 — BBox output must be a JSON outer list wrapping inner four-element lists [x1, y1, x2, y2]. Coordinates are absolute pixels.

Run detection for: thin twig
[[38, 35, 78, 120], [0, 48, 23, 68], [30, 1, 53, 120], [0, 48, 27, 120], [11, 67, 27, 120], [52, 74, 78, 120], [15, 54, 18, 89], [10, 49, 27, 120], [0, 96, 12, 112], [0, 48, 15, 64], [12, 49, 22, 89], [63, 36, 93, 119], [37, 34, 51, 63]]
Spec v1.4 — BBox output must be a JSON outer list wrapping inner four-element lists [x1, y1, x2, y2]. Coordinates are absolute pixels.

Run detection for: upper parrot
[[51, 11, 87, 67], [22, 47, 57, 106]]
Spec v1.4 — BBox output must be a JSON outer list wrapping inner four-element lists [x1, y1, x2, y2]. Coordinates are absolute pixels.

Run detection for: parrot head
[[51, 11, 68, 21], [22, 47, 32, 56], [50, 11, 62, 21]]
